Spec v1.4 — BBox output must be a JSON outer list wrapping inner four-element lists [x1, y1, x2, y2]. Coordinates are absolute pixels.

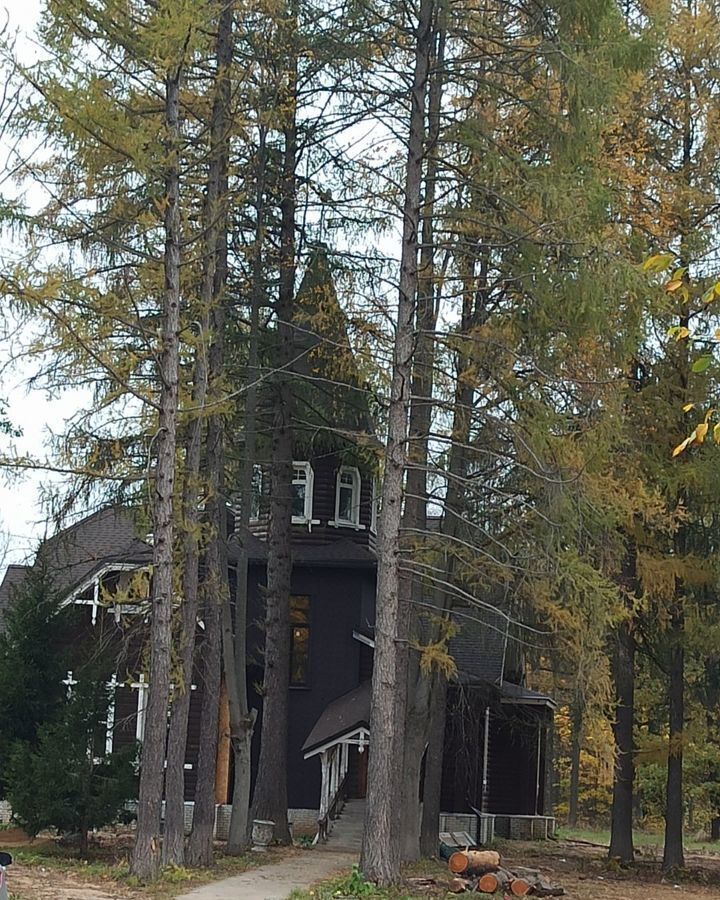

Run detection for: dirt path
[[5, 862, 132, 900], [174, 850, 356, 900]]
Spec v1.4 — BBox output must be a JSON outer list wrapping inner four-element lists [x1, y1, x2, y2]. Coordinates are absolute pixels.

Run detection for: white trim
[[105, 675, 118, 755], [132, 674, 148, 742], [62, 562, 150, 626], [370, 477, 379, 533], [291, 461, 315, 524], [352, 630, 375, 649], [303, 725, 370, 759]]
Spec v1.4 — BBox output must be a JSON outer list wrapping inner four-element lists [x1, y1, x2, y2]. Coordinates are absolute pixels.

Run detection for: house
[[0, 255, 555, 843]]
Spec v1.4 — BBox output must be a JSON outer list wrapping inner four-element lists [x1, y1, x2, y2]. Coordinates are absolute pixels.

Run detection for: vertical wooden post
[[215, 678, 231, 804]]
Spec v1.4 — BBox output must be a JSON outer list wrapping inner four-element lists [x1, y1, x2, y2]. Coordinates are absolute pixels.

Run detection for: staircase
[[325, 799, 365, 853]]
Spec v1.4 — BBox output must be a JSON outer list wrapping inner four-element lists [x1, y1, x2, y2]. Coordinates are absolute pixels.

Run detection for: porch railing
[[314, 740, 350, 843]]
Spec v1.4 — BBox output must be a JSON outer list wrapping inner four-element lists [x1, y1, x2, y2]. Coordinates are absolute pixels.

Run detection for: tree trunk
[[186, 559, 223, 866], [568, 693, 583, 828], [662, 603, 684, 871], [250, 29, 296, 841], [359, 0, 433, 886], [224, 124, 265, 859], [419, 673, 447, 857], [398, 5, 445, 863], [164, 0, 233, 862], [609, 603, 635, 864], [250, 403, 293, 842], [131, 66, 182, 882]]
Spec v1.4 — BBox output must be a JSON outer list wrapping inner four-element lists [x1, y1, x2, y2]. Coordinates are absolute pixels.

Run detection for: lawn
[[556, 825, 720, 856]]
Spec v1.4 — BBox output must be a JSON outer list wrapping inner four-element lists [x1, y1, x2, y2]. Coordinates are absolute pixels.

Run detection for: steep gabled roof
[[290, 251, 379, 456], [0, 508, 151, 630], [0, 564, 31, 633], [36, 506, 151, 596], [302, 680, 371, 756]]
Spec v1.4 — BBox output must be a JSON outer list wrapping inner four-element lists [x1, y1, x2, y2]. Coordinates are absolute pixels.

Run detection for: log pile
[[446, 850, 564, 896]]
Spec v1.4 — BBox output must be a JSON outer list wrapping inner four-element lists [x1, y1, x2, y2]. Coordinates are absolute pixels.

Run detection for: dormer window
[[292, 462, 314, 523], [332, 466, 362, 528]]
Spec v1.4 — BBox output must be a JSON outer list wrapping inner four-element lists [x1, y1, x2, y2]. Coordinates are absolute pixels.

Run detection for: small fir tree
[[0, 566, 69, 794], [6, 677, 137, 856]]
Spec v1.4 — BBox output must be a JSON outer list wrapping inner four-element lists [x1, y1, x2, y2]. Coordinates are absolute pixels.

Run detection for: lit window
[[335, 466, 361, 526], [290, 596, 310, 686], [292, 462, 314, 522]]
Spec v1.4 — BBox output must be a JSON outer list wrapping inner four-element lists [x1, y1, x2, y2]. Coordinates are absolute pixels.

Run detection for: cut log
[[476, 870, 511, 893], [530, 878, 565, 897], [510, 867, 542, 881], [448, 850, 501, 875], [509, 877, 531, 896]]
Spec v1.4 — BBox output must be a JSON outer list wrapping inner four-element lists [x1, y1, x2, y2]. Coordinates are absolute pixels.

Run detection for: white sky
[[0, 0, 87, 571]]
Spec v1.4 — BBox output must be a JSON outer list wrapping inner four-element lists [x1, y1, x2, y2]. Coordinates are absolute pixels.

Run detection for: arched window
[[332, 466, 362, 528], [292, 461, 314, 523]]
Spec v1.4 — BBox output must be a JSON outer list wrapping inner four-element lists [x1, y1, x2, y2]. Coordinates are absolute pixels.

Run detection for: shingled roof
[[229, 528, 376, 568], [0, 564, 31, 633], [302, 680, 371, 756], [35, 507, 151, 596], [0, 507, 151, 631], [447, 606, 508, 686]]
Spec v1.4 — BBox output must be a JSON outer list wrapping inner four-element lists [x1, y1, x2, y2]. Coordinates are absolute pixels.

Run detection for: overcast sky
[[0, 0, 86, 571]]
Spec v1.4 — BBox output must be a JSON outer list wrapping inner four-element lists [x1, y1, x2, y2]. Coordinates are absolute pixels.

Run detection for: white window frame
[[330, 466, 364, 529], [291, 461, 318, 525]]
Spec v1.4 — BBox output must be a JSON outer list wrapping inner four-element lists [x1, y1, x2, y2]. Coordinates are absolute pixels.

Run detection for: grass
[[556, 826, 720, 855], [289, 859, 451, 900]]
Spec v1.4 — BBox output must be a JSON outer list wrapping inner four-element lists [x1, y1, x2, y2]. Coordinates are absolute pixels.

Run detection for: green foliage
[[6, 678, 137, 851], [0, 567, 70, 793]]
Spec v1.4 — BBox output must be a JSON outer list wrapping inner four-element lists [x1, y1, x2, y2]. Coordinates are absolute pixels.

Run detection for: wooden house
[[0, 255, 555, 844]]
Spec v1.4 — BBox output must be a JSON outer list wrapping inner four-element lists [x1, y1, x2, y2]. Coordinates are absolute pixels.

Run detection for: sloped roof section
[[229, 529, 376, 568], [291, 251, 379, 454], [444, 606, 508, 685], [36, 506, 151, 596], [302, 680, 371, 756], [0, 564, 31, 633]]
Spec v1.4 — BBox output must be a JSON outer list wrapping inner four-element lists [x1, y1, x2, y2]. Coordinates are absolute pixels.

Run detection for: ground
[[290, 835, 720, 900], [4, 828, 720, 900], [0, 827, 262, 900]]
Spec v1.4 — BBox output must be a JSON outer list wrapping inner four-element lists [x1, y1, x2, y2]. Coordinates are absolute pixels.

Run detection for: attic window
[[332, 466, 362, 528], [292, 462, 314, 523]]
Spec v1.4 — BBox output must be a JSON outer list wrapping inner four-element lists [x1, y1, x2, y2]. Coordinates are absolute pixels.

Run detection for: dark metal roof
[[302, 680, 371, 755]]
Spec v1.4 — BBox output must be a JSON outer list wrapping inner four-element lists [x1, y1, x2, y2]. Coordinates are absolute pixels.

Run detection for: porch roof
[[302, 680, 371, 757]]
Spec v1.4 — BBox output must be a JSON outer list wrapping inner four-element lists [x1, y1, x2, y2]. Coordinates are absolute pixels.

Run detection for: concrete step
[[325, 800, 366, 851]]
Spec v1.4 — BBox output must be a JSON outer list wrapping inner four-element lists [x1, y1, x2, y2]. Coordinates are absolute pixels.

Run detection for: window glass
[[290, 596, 310, 685], [336, 467, 360, 524], [292, 463, 313, 520]]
